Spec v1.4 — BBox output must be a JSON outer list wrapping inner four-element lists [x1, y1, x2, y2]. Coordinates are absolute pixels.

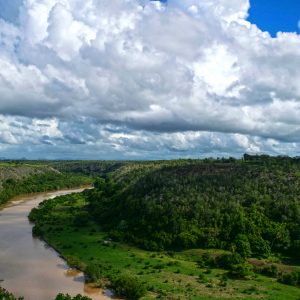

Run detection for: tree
[[234, 234, 252, 258]]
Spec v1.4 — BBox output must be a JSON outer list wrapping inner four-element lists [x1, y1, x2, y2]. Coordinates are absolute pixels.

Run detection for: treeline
[[86, 156, 300, 260], [0, 172, 92, 205]]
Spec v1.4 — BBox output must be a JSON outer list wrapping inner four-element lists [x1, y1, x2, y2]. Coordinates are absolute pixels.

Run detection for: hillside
[[86, 156, 300, 259], [50, 160, 127, 176], [0, 163, 57, 186], [0, 161, 92, 205]]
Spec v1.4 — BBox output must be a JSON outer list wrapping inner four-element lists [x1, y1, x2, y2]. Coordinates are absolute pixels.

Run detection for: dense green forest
[[86, 155, 300, 261]]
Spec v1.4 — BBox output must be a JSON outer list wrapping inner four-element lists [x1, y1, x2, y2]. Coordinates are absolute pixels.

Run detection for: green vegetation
[[109, 274, 147, 299], [0, 287, 23, 300], [86, 156, 300, 261], [278, 270, 300, 287], [4, 155, 300, 299], [0, 172, 92, 205], [29, 181, 300, 299], [0, 287, 90, 300], [0, 162, 93, 205], [51, 160, 126, 176]]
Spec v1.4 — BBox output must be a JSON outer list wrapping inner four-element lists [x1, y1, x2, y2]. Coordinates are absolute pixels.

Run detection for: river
[[0, 188, 111, 300]]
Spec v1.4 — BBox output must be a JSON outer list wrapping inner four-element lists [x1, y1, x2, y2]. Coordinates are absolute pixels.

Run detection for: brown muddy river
[[0, 189, 111, 300]]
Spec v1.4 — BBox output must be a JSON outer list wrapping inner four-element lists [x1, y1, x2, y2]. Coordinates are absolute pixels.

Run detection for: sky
[[0, 0, 300, 160], [248, 0, 300, 36]]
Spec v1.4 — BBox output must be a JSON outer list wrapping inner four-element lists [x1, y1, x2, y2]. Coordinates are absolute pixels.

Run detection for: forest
[[86, 155, 300, 259]]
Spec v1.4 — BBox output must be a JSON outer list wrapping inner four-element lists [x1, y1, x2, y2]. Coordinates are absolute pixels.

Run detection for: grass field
[[29, 193, 300, 300]]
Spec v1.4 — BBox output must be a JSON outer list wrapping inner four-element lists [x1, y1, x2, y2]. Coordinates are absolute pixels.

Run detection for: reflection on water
[[0, 189, 110, 300]]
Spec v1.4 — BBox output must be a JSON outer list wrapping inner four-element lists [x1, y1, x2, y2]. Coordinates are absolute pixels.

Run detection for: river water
[[0, 189, 110, 300]]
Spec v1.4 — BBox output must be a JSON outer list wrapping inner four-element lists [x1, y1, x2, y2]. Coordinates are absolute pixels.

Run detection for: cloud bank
[[0, 0, 300, 159]]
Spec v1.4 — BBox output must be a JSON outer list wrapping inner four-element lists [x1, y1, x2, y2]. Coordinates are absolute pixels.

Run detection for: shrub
[[153, 263, 165, 270], [65, 255, 86, 270], [200, 252, 216, 267], [278, 271, 300, 287], [228, 263, 254, 279], [85, 264, 103, 282], [32, 225, 43, 237], [198, 273, 207, 283], [260, 264, 280, 278], [216, 252, 244, 269], [110, 273, 147, 300]]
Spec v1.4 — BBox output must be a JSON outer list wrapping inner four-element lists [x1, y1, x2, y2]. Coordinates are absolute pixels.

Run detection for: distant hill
[[0, 161, 92, 205], [0, 163, 58, 189]]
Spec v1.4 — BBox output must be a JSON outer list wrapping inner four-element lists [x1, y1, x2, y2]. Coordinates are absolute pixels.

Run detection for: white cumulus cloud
[[0, 0, 299, 158]]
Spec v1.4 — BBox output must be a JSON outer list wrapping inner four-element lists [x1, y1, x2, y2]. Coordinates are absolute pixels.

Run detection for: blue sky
[[0, 0, 300, 159], [248, 0, 300, 37], [1, 0, 299, 37]]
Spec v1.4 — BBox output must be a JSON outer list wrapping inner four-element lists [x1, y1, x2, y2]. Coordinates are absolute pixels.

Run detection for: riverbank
[[0, 188, 109, 300], [29, 192, 300, 300], [0, 169, 93, 206], [0, 185, 92, 210]]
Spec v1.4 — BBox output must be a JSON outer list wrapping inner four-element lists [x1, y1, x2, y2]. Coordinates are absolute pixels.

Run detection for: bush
[[216, 252, 244, 269], [200, 252, 217, 267], [110, 273, 147, 299], [32, 225, 43, 237], [260, 264, 280, 278], [85, 264, 103, 282], [65, 255, 86, 270], [278, 271, 300, 287], [228, 263, 254, 279], [153, 263, 165, 270]]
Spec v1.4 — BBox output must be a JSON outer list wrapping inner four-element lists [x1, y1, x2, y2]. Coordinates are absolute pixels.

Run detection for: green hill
[[87, 156, 300, 259]]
